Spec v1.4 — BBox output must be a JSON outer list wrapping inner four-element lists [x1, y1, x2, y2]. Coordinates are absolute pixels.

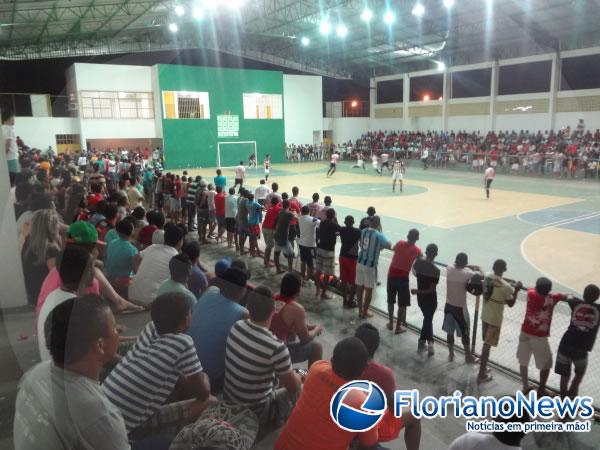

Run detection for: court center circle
[[321, 183, 428, 197]]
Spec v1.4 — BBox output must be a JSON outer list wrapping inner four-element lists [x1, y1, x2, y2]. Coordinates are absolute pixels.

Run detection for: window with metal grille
[[162, 91, 210, 119], [80, 91, 154, 119], [243, 93, 282, 119], [55, 134, 80, 145]]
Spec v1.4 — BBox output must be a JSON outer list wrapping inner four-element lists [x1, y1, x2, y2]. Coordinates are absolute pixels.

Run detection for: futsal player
[[326, 152, 339, 177], [484, 163, 495, 199], [371, 154, 381, 174], [234, 161, 246, 193], [352, 152, 366, 170], [380, 152, 391, 174], [392, 158, 405, 192], [263, 154, 271, 181]]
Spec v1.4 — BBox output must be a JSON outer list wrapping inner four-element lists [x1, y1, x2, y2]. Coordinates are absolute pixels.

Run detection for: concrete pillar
[[490, 61, 499, 132], [403, 74, 410, 129], [549, 52, 560, 131], [0, 126, 28, 309], [442, 70, 449, 132]]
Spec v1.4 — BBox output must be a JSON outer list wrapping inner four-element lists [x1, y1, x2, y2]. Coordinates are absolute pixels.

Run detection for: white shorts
[[355, 264, 377, 289], [516, 332, 553, 370], [392, 172, 403, 181], [265, 169, 270, 174]]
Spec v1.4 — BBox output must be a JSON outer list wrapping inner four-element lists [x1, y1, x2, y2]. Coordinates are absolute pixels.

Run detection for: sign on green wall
[[156, 64, 285, 169]]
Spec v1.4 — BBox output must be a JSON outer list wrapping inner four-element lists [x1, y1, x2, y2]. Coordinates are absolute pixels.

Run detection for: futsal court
[[179, 160, 600, 403]]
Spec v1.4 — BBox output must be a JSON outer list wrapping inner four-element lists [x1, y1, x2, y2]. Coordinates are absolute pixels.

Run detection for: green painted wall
[[156, 64, 285, 169]]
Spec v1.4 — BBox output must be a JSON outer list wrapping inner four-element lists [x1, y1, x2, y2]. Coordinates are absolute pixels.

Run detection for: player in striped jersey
[[102, 292, 214, 437], [263, 154, 271, 181], [392, 158, 405, 192]]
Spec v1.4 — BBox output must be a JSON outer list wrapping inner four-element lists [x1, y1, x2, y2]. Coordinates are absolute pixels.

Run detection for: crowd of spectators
[[6, 106, 600, 450]]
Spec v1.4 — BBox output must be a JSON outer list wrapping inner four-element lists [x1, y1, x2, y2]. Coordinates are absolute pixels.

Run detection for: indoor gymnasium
[[1, 1, 599, 450]]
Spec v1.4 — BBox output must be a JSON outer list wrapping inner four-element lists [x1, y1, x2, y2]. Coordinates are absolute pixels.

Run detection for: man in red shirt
[[262, 197, 282, 268], [387, 229, 421, 334], [214, 186, 227, 244], [355, 323, 421, 448], [275, 337, 379, 450], [517, 277, 568, 394]]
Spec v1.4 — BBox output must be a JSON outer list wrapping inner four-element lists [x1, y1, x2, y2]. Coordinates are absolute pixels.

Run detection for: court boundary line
[[519, 211, 600, 293], [515, 202, 591, 226]]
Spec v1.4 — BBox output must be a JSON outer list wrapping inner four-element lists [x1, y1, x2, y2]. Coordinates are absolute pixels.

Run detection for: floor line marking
[[519, 212, 600, 293]]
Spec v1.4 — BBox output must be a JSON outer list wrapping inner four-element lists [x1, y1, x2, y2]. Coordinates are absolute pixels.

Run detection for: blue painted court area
[[558, 214, 600, 234], [518, 207, 600, 231], [321, 183, 428, 197]]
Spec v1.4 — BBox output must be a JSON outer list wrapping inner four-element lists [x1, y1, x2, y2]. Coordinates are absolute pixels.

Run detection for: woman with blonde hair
[[21, 209, 63, 305]]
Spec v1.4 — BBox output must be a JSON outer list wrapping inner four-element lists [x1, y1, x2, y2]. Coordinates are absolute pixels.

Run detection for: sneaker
[[427, 342, 434, 356], [417, 340, 426, 353]]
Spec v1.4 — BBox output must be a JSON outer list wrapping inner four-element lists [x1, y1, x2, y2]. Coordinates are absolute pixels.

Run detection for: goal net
[[217, 141, 257, 169]]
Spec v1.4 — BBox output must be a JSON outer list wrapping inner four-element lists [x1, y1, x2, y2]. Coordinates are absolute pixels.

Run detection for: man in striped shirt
[[356, 216, 392, 319], [186, 176, 200, 231], [102, 292, 214, 439], [223, 286, 302, 429]]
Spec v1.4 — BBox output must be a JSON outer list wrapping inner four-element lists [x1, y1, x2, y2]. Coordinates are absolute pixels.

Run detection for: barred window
[[243, 93, 283, 119], [80, 91, 154, 119], [55, 134, 80, 145], [162, 91, 210, 119]]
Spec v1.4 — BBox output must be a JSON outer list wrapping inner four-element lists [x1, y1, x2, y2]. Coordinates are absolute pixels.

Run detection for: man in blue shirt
[[214, 169, 227, 190], [104, 219, 138, 298], [188, 268, 249, 393], [356, 216, 391, 319], [247, 193, 264, 258]]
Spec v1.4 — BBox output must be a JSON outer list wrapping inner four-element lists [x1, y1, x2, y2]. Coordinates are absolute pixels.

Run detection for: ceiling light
[[192, 6, 205, 19], [412, 3, 425, 17], [443, 0, 455, 7], [301, 36, 310, 46], [436, 61, 446, 71], [336, 23, 348, 38], [351, 100, 358, 108], [360, 8, 373, 22], [174, 5, 185, 16], [383, 10, 395, 25], [319, 20, 331, 35], [169, 23, 179, 32], [423, 94, 430, 101]]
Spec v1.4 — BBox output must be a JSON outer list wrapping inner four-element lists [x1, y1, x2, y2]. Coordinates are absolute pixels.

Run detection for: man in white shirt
[[380, 152, 390, 174], [254, 180, 271, 206], [37, 246, 94, 361], [234, 161, 245, 193], [443, 253, 480, 364], [484, 163, 496, 199], [2, 112, 20, 185], [297, 206, 319, 284], [14, 296, 129, 450], [78, 153, 88, 172], [326, 152, 339, 177], [129, 226, 184, 305]]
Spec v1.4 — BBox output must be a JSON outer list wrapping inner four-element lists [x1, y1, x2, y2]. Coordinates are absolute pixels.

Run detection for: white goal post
[[216, 141, 258, 169]]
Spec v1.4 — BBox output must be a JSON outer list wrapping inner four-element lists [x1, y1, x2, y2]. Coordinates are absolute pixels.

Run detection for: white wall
[[371, 118, 404, 132], [447, 116, 491, 132], [14, 117, 79, 150], [73, 63, 154, 91], [72, 63, 157, 146], [79, 119, 158, 141], [30, 95, 50, 117], [555, 112, 600, 131], [406, 116, 443, 131], [495, 113, 551, 133], [284, 75, 323, 145], [326, 117, 371, 143]]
